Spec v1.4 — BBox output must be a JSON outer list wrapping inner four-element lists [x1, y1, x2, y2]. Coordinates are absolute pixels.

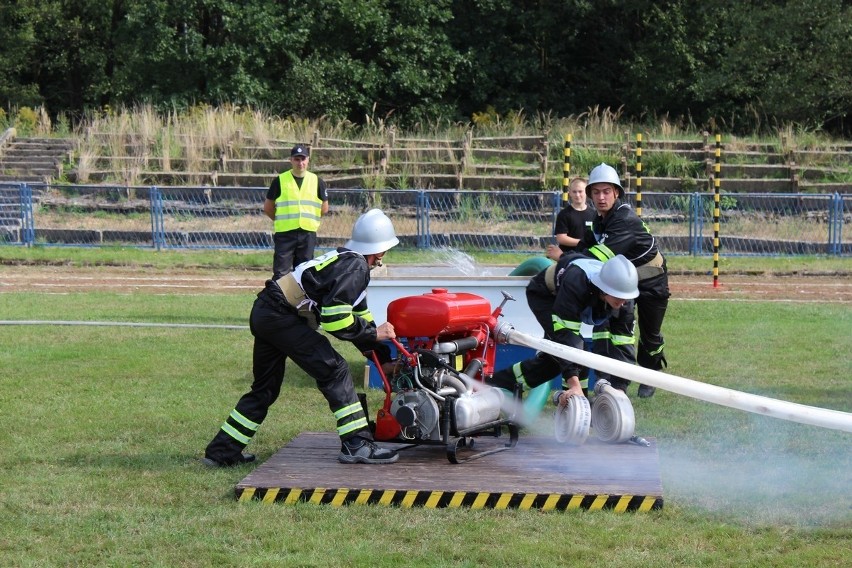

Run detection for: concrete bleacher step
[[723, 150, 787, 164], [798, 182, 852, 193], [1, 157, 59, 167], [722, 163, 792, 179], [1, 134, 848, 194], [1, 166, 56, 176], [0, 173, 46, 183], [0, 137, 74, 183]]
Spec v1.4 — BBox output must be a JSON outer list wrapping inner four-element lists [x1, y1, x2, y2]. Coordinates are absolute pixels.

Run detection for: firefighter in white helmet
[[487, 253, 639, 406], [575, 162, 671, 398], [203, 209, 401, 466]]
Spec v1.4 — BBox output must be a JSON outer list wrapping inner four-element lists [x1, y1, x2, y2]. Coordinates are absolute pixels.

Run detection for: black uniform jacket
[[579, 200, 660, 266], [257, 247, 386, 356]]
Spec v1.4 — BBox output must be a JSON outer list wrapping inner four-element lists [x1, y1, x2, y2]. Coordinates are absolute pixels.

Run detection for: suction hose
[[494, 321, 852, 434], [509, 256, 554, 276]]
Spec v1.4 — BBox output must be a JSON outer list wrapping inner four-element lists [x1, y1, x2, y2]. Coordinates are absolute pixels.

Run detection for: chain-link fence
[[1, 183, 849, 256]]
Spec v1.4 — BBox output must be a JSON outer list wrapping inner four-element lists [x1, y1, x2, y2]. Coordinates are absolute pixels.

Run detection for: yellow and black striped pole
[[562, 134, 572, 205], [713, 134, 722, 288], [635, 133, 643, 217]]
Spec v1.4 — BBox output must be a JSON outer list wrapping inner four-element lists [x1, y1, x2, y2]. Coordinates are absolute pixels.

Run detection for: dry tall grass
[[60, 103, 851, 187]]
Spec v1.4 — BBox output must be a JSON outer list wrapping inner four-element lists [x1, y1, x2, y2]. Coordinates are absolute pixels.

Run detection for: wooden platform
[[235, 432, 663, 512]]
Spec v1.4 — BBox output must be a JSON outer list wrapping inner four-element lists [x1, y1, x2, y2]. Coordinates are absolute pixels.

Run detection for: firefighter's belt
[[545, 262, 558, 295], [276, 273, 319, 329], [636, 252, 665, 281]]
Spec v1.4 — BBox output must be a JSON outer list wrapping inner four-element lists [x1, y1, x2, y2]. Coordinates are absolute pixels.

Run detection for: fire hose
[[590, 379, 647, 444], [495, 321, 852, 434], [554, 379, 642, 445], [554, 394, 591, 444]]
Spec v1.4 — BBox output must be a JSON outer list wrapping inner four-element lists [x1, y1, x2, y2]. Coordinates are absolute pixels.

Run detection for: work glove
[[363, 341, 392, 365]]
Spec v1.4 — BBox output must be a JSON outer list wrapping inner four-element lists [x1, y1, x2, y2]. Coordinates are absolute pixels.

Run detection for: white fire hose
[[554, 395, 591, 444], [495, 321, 852, 434], [590, 379, 637, 443], [554, 379, 641, 445]]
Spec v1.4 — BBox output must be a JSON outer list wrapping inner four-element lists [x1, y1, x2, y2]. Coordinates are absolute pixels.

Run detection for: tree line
[[1, 0, 850, 135]]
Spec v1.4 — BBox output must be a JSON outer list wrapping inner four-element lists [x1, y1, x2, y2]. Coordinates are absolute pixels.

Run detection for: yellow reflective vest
[[274, 171, 322, 232]]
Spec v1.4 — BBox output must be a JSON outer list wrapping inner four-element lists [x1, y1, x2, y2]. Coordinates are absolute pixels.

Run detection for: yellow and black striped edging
[[236, 487, 662, 512]]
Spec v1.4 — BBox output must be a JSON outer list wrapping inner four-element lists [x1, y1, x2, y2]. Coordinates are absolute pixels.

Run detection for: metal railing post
[[416, 190, 430, 249], [150, 186, 165, 250], [19, 183, 35, 246], [828, 192, 841, 256], [688, 192, 700, 256]]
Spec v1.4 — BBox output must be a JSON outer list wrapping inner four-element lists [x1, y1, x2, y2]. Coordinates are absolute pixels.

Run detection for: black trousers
[[204, 298, 369, 463], [635, 271, 670, 371], [272, 229, 317, 278]]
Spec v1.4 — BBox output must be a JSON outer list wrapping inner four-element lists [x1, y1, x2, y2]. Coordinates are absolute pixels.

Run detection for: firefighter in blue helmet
[[203, 209, 401, 466], [577, 163, 671, 398]]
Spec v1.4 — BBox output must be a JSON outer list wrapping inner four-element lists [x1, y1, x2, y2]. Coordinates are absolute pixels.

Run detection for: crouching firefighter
[[202, 209, 401, 467], [486, 253, 640, 408]]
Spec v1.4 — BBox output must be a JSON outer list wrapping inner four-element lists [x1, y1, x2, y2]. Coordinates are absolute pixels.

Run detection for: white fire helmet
[[590, 254, 639, 299], [586, 162, 625, 199], [345, 209, 399, 256]]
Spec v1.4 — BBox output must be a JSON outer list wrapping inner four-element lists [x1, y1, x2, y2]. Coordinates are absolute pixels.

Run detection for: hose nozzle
[[593, 378, 612, 396], [493, 320, 515, 345]]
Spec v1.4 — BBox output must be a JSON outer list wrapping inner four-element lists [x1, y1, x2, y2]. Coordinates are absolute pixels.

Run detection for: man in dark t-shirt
[[546, 177, 595, 261]]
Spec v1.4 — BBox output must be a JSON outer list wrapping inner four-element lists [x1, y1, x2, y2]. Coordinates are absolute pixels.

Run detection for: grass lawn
[[0, 248, 850, 566]]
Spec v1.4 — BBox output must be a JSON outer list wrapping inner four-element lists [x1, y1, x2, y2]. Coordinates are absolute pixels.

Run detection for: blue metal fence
[[0, 182, 849, 256]]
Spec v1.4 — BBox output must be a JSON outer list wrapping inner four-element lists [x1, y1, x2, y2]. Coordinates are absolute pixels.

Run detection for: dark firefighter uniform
[[204, 247, 389, 465], [487, 253, 636, 394], [579, 199, 670, 386]]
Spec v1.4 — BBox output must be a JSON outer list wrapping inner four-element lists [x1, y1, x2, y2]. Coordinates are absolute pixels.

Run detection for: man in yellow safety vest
[[263, 144, 329, 278]]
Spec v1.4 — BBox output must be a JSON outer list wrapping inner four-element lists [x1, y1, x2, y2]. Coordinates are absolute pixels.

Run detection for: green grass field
[[0, 248, 850, 567]]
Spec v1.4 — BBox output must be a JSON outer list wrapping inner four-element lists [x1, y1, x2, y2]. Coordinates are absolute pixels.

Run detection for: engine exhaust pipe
[[494, 321, 852, 434], [433, 336, 480, 354]]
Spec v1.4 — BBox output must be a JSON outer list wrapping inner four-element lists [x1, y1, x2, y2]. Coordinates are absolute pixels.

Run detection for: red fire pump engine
[[367, 288, 521, 463]]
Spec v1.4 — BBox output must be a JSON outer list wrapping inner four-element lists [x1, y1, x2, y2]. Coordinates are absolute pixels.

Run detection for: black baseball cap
[[291, 145, 309, 158]]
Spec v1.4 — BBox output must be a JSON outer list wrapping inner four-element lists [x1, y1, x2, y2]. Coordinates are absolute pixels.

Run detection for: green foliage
[[571, 147, 622, 178], [471, 106, 501, 127], [14, 106, 38, 135], [643, 151, 703, 178], [0, 0, 850, 134], [54, 112, 71, 136], [669, 194, 738, 216], [692, 0, 852, 134], [457, 193, 508, 223]]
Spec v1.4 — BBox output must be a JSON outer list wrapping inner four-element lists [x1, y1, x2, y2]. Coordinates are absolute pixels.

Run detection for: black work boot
[[637, 352, 665, 399], [201, 453, 256, 468], [339, 437, 398, 464], [638, 384, 656, 398]]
